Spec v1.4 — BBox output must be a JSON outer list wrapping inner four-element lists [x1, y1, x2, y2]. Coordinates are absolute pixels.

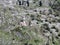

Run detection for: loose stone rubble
[[0, 0, 60, 45]]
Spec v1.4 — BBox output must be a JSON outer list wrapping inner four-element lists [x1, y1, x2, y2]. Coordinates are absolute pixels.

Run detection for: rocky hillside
[[0, 0, 60, 45]]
